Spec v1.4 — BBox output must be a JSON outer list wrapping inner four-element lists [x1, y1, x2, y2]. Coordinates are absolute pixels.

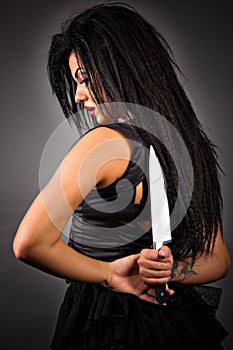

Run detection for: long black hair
[[47, 1, 223, 262]]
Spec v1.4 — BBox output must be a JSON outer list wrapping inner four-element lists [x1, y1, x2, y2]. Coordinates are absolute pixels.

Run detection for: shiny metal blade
[[149, 145, 172, 250]]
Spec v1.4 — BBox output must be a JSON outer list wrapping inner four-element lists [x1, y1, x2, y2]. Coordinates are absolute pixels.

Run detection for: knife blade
[[149, 145, 172, 303]]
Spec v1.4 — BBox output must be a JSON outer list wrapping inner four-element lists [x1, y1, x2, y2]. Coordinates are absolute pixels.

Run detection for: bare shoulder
[[65, 126, 132, 188], [74, 125, 131, 151]]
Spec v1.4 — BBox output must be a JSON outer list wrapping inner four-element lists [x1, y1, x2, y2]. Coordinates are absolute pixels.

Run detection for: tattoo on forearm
[[171, 260, 198, 282]]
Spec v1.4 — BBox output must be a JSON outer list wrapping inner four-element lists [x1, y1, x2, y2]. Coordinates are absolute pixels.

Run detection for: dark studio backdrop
[[0, 0, 232, 349]]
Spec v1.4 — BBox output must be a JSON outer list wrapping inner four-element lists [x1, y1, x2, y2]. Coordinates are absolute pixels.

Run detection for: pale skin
[[13, 52, 230, 305]]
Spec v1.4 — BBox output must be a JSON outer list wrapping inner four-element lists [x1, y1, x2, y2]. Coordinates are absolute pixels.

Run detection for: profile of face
[[69, 52, 113, 125]]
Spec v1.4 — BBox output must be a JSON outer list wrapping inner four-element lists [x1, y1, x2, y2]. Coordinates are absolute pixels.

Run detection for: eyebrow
[[75, 67, 85, 79]]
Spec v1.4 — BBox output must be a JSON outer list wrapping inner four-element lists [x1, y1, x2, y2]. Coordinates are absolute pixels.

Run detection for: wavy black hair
[[47, 1, 223, 262]]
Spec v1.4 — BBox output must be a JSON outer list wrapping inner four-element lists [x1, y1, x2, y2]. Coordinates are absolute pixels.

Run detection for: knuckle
[[137, 257, 142, 265], [141, 248, 150, 255], [138, 257, 146, 267], [156, 262, 164, 269]]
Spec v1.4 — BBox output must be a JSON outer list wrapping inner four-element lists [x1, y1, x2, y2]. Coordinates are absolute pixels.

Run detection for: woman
[[13, 2, 230, 349]]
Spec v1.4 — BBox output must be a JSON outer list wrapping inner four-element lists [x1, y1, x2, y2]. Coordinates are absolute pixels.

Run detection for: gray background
[[0, 0, 232, 349]]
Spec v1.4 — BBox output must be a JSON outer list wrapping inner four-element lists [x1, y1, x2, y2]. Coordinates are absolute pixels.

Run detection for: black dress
[[50, 122, 228, 350]]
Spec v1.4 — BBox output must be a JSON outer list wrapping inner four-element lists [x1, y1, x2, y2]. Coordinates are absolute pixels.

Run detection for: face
[[69, 52, 112, 124]]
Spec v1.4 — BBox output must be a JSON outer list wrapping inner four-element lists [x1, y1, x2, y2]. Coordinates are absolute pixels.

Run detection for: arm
[[13, 127, 157, 303], [170, 229, 230, 284], [13, 128, 128, 283], [138, 227, 230, 286]]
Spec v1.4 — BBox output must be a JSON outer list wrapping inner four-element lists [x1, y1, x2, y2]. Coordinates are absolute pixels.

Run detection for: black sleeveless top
[[68, 122, 153, 261], [52, 124, 228, 350]]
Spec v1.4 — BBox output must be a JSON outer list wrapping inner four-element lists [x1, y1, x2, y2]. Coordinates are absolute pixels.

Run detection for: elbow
[[13, 247, 26, 261], [13, 233, 37, 260], [13, 239, 30, 260], [212, 234, 231, 280], [216, 248, 231, 280], [222, 251, 231, 278]]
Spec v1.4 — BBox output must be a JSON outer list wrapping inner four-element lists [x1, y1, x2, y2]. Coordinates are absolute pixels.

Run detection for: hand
[[108, 254, 161, 304], [138, 247, 174, 289]]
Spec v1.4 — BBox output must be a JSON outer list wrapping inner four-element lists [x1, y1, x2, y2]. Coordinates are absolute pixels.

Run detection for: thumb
[[131, 253, 141, 263], [158, 246, 170, 258]]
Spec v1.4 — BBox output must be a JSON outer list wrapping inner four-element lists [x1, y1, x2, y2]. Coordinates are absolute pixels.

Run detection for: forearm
[[16, 240, 159, 304], [17, 239, 110, 286], [171, 252, 229, 285]]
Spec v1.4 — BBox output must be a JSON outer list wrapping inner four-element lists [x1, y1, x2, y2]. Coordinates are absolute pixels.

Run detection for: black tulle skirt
[[50, 281, 228, 350]]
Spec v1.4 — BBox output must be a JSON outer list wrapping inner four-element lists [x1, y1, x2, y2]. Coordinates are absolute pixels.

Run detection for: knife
[[149, 145, 172, 303]]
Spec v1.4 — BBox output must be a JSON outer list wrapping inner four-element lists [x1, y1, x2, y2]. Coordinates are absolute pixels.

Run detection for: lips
[[84, 106, 95, 117]]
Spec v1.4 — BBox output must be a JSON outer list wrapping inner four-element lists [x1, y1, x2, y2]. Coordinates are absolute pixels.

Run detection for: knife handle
[[156, 284, 170, 304]]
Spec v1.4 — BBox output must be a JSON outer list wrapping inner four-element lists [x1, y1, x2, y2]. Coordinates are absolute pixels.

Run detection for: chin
[[96, 114, 113, 124]]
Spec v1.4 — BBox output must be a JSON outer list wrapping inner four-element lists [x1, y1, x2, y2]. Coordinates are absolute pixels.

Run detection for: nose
[[75, 83, 88, 103]]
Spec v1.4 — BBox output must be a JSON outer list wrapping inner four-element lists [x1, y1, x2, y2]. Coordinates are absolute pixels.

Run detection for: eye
[[80, 77, 89, 85], [74, 67, 89, 85]]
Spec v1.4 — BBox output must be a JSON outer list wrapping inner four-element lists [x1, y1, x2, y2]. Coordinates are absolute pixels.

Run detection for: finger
[[127, 253, 141, 265], [139, 293, 166, 305], [132, 253, 141, 260], [140, 268, 172, 278], [140, 260, 172, 271], [146, 287, 156, 298], [140, 248, 159, 260], [142, 276, 171, 285], [167, 288, 175, 296], [158, 246, 171, 259], [140, 251, 172, 263]]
